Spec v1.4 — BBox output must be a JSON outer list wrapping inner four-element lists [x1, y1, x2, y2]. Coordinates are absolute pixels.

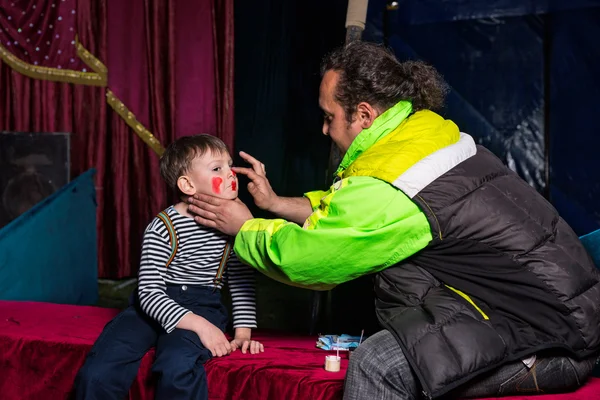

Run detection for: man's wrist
[[266, 195, 282, 214]]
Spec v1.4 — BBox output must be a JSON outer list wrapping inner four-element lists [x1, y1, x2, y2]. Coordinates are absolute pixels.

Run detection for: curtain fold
[[0, 0, 234, 278]]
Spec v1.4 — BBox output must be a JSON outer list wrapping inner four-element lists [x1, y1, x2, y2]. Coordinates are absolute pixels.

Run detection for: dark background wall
[[234, 0, 600, 333]]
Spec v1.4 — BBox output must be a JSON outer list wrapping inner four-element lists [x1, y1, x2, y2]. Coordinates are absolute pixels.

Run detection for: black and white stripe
[[138, 206, 256, 333]]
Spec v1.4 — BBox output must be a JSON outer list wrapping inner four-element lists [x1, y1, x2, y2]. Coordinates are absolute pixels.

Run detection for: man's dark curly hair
[[321, 41, 449, 123]]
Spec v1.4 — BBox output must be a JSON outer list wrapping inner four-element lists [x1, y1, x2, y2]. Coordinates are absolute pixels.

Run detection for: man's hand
[[233, 151, 278, 212], [188, 196, 253, 236], [230, 328, 265, 354], [234, 151, 313, 224]]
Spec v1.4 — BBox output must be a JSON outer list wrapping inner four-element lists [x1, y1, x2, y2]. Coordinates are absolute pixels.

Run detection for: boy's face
[[180, 150, 238, 200]]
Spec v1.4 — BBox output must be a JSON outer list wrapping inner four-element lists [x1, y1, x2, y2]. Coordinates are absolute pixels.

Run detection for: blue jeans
[[344, 330, 599, 400], [74, 285, 228, 400]]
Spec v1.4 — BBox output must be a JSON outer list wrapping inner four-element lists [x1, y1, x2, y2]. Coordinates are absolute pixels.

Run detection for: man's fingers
[[208, 347, 216, 357], [239, 151, 262, 168], [193, 216, 217, 228], [232, 166, 262, 181], [238, 151, 266, 175], [188, 204, 218, 220], [191, 192, 223, 206], [188, 200, 220, 215]]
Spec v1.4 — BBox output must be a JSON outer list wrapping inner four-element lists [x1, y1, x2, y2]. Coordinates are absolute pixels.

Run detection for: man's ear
[[356, 102, 379, 129], [177, 176, 196, 196]]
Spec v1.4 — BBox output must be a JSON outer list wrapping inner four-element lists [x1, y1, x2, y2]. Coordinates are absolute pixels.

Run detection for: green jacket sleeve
[[233, 176, 433, 290]]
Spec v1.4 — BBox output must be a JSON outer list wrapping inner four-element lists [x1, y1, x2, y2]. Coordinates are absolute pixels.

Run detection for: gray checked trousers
[[343, 330, 598, 400]]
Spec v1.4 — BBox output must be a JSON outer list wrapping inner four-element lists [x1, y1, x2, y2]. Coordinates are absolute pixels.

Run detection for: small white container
[[324, 355, 341, 372]]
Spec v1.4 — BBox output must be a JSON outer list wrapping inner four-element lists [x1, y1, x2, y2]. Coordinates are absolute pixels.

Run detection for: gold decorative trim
[[0, 34, 163, 155], [106, 89, 165, 156], [75, 35, 107, 82], [0, 43, 106, 86]]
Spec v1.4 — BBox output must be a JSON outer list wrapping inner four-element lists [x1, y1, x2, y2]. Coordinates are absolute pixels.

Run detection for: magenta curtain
[[106, 0, 234, 145], [0, 0, 235, 278]]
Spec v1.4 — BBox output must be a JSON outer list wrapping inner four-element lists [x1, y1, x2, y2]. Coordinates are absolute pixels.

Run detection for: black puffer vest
[[375, 146, 600, 398]]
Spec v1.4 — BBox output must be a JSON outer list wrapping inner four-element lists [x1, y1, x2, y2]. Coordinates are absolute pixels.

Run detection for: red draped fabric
[[1, 301, 599, 400], [0, 0, 235, 278], [0, 301, 346, 400]]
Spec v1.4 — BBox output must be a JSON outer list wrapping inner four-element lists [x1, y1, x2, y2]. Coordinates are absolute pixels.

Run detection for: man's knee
[[348, 330, 398, 375], [345, 330, 419, 400]]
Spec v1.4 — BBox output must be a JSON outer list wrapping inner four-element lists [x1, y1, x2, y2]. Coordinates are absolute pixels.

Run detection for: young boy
[[75, 134, 262, 400]]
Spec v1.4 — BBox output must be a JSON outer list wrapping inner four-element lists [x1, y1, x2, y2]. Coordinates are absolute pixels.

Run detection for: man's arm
[[233, 176, 433, 289], [187, 152, 314, 231], [232, 151, 313, 224], [268, 196, 312, 224]]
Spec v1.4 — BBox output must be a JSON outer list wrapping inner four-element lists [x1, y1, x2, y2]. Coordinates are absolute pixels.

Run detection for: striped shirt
[[137, 206, 257, 333]]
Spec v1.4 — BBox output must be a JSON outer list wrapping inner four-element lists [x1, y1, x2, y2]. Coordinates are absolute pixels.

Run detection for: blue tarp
[[581, 229, 600, 269], [376, 0, 600, 24], [364, 0, 600, 235], [0, 169, 98, 305]]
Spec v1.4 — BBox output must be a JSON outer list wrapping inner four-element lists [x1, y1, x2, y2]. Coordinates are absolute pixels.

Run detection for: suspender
[[213, 241, 232, 287], [156, 211, 178, 268], [156, 209, 232, 287]]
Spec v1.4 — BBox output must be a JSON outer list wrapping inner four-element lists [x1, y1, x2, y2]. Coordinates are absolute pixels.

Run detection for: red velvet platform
[[0, 300, 598, 400]]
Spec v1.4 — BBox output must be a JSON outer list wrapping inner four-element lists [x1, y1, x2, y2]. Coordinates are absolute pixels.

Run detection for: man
[[189, 42, 600, 399]]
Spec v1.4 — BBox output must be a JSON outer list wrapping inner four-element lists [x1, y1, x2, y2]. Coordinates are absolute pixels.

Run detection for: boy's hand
[[196, 320, 232, 357], [231, 328, 264, 354], [231, 337, 264, 354]]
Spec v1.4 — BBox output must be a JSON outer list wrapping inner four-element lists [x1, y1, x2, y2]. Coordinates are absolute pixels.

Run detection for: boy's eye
[[213, 167, 221, 172]]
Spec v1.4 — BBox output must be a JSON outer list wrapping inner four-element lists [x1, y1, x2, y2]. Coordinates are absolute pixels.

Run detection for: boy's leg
[[152, 327, 213, 400], [152, 284, 228, 400], [74, 305, 158, 400]]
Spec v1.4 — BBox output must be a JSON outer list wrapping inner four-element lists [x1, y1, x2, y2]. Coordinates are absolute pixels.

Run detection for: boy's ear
[[177, 176, 196, 196]]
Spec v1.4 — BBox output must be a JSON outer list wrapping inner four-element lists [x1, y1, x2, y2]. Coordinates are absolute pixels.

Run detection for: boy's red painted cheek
[[212, 177, 223, 194], [231, 181, 237, 191]]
